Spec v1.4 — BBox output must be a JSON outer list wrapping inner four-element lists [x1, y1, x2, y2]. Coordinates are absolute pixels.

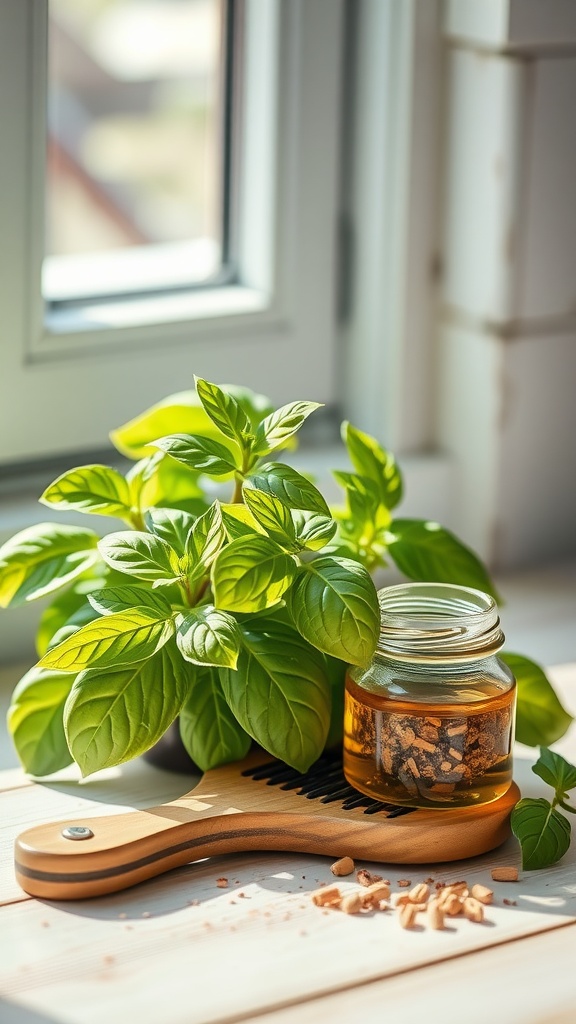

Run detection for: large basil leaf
[[64, 640, 188, 775], [212, 536, 296, 612], [45, 601, 102, 653], [40, 465, 132, 519], [342, 422, 403, 510], [110, 391, 219, 459], [0, 523, 99, 608], [511, 798, 572, 870], [286, 556, 379, 666], [195, 377, 253, 446], [220, 618, 331, 771], [179, 667, 251, 771], [220, 502, 266, 541], [386, 519, 499, 600], [253, 401, 322, 457], [502, 653, 573, 747], [36, 576, 104, 657], [134, 453, 207, 514], [144, 507, 196, 556], [242, 487, 297, 548], [88, 585, 172, 617], [177, 605, 240, 668], [99, 531, 179, 583], [111, 386, 272, 459], [7, 666, 74, 776], [39, 608, 175, 671], [152, 433, 239, 476], [247, 463, 330, 516]]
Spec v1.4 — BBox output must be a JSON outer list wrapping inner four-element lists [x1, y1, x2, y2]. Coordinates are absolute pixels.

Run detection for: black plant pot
[[142, 721, 199, 775]]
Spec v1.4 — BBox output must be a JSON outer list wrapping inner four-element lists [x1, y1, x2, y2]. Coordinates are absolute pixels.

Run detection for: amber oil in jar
[[343, 583, 516, 809]]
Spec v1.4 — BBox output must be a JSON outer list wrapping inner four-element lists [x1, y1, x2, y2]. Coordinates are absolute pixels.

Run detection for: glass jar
[[343, 582, 516, 809]]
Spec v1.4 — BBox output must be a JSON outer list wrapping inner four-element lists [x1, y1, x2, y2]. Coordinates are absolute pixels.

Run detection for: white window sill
[[43, 284, 270, 340]]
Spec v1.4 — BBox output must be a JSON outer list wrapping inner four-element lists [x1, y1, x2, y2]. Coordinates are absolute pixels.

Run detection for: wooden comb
[[15, 750, 519, 900]]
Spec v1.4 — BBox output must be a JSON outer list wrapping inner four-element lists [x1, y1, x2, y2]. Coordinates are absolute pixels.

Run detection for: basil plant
[[1, 378, 571, 779]]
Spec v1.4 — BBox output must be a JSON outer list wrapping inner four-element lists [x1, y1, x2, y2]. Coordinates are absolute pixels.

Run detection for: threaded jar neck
[[376, 583, 504, 663]]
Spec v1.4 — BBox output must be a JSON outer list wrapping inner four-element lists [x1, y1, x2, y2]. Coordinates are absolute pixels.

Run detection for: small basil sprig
[[511, 748, 576, 869]]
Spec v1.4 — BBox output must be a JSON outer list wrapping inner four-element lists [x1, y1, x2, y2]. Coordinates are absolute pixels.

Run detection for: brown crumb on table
[[503, 898, 517, 906], [356, 868, 383, 886], [331, 856, 355, 877], [491, 867, 519, 882], [216, 877, 229, 888], [397, 879, 411, 887]]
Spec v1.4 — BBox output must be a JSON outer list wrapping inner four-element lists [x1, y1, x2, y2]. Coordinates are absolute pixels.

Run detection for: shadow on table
[[34, 837, 576, 928], [0, 999, 63, 1024]]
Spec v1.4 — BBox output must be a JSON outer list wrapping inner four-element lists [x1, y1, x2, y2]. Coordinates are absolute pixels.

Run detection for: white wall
[[439, 0, 576, 568]]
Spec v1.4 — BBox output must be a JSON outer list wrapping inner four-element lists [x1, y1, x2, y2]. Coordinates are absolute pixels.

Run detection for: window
[[46, 0, 226, 302], [0, 0, 344, 465]]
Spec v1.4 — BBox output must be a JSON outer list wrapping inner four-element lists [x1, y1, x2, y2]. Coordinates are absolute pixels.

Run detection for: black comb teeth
[[241, 754, 413, 818]]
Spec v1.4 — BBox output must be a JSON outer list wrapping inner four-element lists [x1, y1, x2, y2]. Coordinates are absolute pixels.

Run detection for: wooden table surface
[[1, 664, 576, 1024]]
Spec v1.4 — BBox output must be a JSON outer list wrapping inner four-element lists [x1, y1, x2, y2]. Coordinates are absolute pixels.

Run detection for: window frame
[[0, 0, 344, 465]]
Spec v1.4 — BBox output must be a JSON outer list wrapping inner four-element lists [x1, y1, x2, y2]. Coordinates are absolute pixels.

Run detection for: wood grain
[[14, 749, 520, 899]]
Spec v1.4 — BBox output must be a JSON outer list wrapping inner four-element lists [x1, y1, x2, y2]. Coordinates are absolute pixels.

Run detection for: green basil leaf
[[7, 666, 74, 776], [253, 401, 322, 456], [99, 530, 179, 583], [531, 747, 576, 797], [220, 502, 266, 540], [386, 519, 499, 600], [152, 433, 239, 476], [195, 376, 253, 446], [180, 667, 252, 771], [111, 386, 273, 459], [187, 502, 226, 568], [242, 487, 297, 547], [511, 797, 572, 870], [212, 536, 296, 612], [502, 653, 573, 748], [36, 578, 104, 657], [40, 464, 132, 519], [342, 422, 403, 510], [64, 639, 187, 775], [286, 556, 379, 667], [39, 608, 175, 672], [177, 605, 240, 668], [134, 453, 207, 514], [144, 507, 196, 555], [110, 391, 219, 459], [321, 654, 347, 750], [220, 618, 330, 771], [46, 601, 102, 652], [333, 471, 391, 534], [88, 585, 172, 617], [0, 523, 100, 608], [291, 509, 337, 551], [247, 463, 330, 515]]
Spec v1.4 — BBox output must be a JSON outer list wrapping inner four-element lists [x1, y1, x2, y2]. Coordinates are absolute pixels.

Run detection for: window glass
[[45, 0, 225, 301]]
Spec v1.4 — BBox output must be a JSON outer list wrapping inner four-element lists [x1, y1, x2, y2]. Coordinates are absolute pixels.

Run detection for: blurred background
[[0, 0, 575, 670]]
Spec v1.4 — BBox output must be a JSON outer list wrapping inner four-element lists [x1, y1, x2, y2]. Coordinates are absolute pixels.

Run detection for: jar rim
[[376, 582, 504, 661]]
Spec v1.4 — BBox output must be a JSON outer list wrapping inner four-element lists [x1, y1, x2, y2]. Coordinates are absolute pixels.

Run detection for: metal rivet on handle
[[61, 826, 94, 841]]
